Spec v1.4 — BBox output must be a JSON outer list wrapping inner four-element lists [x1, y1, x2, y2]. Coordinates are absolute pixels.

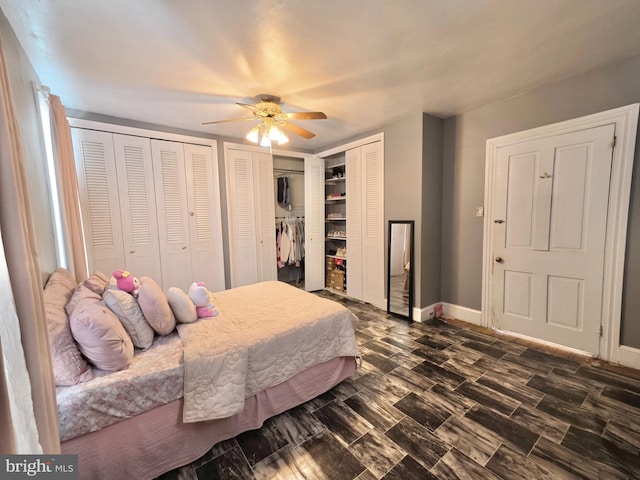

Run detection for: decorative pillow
[[69, 298, 134, 371], [103, 286, 155, 349], [82, 271, 109, 296], [43, 268, 93, 385], [167, 287, 198, 324], [65, 283, 101, 317], [137, 276, 176, 335]]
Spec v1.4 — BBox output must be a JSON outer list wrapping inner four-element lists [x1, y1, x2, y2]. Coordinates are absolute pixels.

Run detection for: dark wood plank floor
[[157, 290, 640, 479]]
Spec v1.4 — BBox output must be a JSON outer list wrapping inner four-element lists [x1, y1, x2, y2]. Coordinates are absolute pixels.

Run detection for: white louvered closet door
[[253, 152, 277, 283], [151, 139, 192, 291], [346, 147, 363, 300], [360, 141, 384, 307], [226, 149, 259, 287], [112, 134, 162, 282], [184, 144, 226, 293], [304, 156, 325, 291], [72, 129, 125, 275]]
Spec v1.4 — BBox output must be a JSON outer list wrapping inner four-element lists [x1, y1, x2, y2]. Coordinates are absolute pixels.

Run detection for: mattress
[[57, 282, 360, 442], [61, 356, 356, 480], [56, 332, 184, 442]]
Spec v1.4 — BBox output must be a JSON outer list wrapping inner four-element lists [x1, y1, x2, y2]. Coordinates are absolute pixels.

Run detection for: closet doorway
[[274, 156, 306, 287], [223, 142, 324, 291]]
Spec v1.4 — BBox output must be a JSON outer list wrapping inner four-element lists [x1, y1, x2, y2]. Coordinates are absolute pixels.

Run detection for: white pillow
[[137, 277, 176, 335], [167, 287, 198, 324], [103, 286, 155, 349]]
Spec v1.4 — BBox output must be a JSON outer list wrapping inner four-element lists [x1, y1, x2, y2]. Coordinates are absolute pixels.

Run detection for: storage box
[[326, 269, 335, 288], [333, 270, 344, 291]]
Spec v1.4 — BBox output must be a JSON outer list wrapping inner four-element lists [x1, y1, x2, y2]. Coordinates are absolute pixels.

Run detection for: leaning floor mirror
[[387, 220, 414, 322]]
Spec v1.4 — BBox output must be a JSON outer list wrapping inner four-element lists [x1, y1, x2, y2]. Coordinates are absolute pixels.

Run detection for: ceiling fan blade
[[237, 102, 260, 112], [284, 112, 327, 120], [201, 117, 255, 125], [280, 121, 316, 139]]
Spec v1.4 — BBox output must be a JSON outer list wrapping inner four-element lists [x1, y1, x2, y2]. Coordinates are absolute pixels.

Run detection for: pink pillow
[[69, 299, 134, 371], [82, 271, 109, 295], [44, 269, 93, 385], [65, 283, 101, 316], [137, 276, 176, 335]]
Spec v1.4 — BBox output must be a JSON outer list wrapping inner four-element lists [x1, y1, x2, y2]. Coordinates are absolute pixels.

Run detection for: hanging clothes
[[275, 218, 305, 268], [277, 177, 291, 208]]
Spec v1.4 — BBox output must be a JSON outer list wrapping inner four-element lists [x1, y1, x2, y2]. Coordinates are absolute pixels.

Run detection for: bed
[[46, 269, 360, 480]]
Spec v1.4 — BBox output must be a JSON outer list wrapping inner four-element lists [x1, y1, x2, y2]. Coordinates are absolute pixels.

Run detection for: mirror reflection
[[387, 221, 414, 321]]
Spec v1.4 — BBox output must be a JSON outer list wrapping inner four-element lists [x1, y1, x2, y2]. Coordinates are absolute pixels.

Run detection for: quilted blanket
[[176, 281, 359, 423]]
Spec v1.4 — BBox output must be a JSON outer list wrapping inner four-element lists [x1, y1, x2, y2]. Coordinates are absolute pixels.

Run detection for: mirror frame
[[386, 220, 414, 322]]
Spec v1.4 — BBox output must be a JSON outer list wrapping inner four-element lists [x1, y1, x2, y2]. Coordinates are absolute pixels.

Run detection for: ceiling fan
[[202, 95, 327, 146]]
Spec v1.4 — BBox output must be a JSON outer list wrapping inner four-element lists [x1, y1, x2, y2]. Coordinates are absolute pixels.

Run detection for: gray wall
[[442, 52, 640, 348], [383, 111, 424, 308], [0, 11, 55, 285], [421, 113, 443, 307]]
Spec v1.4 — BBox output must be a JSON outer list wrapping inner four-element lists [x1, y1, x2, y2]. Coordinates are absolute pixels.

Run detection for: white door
[[72, 128, 125, 275], [304, 156, 325, 291], [226, 149, 259, 287], [253, 152, 277, 282], [151, 139, 192, 291], [184, 144, 226, 293], [346, 147, 363, 300], [360, 141, 384, 307], [492, 124, 615, 354], [112, 134, 162, 282]]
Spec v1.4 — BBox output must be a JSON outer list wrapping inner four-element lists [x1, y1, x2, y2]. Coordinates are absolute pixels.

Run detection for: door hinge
[[599, 325, 603, 337], [611, 136, 617, 148]]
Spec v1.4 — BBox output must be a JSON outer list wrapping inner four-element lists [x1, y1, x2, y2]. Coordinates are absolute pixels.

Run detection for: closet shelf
[[325, 177, 346, 184], [325, 197, 346, 202], [326, 218, 347, 221], [325, 254, 347, 260], [326, 236, 346, 241]]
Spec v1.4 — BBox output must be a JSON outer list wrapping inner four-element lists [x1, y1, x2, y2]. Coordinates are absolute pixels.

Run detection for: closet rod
[[275, 216, 305, 220], [274, 168, 305, 175]]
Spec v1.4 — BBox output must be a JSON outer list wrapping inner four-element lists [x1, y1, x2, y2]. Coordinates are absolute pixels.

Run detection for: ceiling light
[[246, 126, 260, 143], [246, 119, 288, 147]]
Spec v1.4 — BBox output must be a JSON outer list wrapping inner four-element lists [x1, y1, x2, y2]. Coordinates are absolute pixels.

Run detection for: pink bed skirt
[[61, 356, 356, 480]]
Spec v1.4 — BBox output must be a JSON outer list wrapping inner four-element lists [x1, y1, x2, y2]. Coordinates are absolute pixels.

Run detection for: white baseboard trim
[[414, 303, 439, 323], [617, 345, 640, 370], [442, 303, 482, 326]]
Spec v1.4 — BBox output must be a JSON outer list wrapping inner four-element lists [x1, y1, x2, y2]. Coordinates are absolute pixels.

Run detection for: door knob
[[495, 256, 504, 263]]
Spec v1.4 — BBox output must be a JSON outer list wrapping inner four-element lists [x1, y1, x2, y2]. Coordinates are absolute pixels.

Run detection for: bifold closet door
[[184, 143, 226, 293], [151, 139, 192, 291], [152, 140, 225, 292], [225, 148, 276, 288], [304, 156, 325, 291], [360, 141, 384, 307], [346, 147, 363, 300], [72, 128, 125, 275], [112, 134, 162, 282]]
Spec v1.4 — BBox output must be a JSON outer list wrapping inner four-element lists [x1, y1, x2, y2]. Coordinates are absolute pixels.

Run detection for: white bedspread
[[176, 281, 359, 423]]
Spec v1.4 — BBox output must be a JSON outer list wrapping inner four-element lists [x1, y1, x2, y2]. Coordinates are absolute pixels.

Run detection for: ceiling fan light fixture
[[259, 134, 272, 147], [269, 125, 289, 145], [246, 126, 260, 143]]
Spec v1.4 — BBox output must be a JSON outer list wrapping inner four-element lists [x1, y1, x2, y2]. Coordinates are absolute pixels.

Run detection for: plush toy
[[188, 282, 218, 318], [112, 269, 140, 297]]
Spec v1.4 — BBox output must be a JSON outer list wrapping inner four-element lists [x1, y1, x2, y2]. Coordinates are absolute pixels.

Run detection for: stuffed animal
[[188, 281, 218, 318], [112, 269, 140, 297]]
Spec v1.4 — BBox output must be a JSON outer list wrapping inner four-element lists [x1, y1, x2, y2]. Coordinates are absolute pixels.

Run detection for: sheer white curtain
[[0, 29, 60, 454], [49, 93, 88, 282]]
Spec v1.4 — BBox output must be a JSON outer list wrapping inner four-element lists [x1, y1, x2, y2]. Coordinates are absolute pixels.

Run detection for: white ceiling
[[3, 0, 640, 151]]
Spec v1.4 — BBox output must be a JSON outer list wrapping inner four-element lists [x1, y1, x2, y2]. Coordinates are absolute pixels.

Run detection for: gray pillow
[[103, 286, 155, 349]]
